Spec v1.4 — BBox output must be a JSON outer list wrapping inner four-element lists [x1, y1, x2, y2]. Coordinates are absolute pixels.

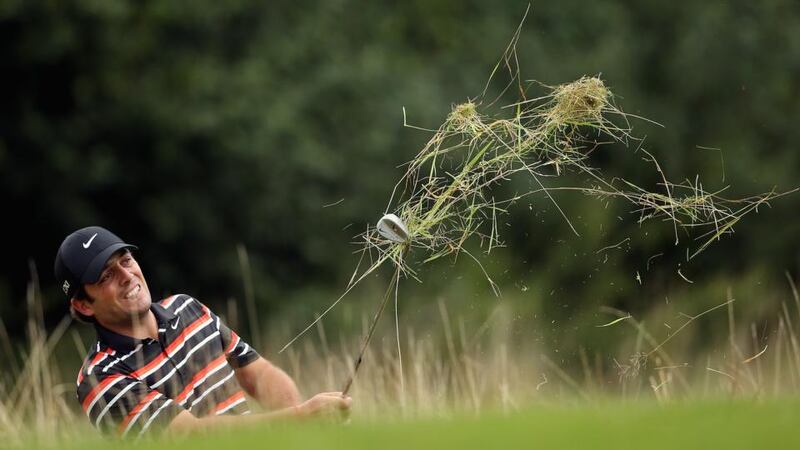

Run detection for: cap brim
[[80, 243, 138, 284]]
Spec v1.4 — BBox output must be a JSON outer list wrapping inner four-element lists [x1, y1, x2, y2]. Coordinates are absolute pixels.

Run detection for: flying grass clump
[[366, 72, 784, 283], [544, 76, 610, 127], [378, 76, 622, 277], [447, 101, 482, 135]]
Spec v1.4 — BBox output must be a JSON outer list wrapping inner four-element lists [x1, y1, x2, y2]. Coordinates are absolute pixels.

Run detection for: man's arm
[[233, 356, 301, 410], [167, 391, 351, 434]]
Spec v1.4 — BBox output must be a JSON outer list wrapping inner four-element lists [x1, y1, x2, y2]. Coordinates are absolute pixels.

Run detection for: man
[[55, 226, 351, 437]]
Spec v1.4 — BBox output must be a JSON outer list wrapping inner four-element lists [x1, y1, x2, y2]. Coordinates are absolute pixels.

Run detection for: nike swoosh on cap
[[82, 233, 98, 249]]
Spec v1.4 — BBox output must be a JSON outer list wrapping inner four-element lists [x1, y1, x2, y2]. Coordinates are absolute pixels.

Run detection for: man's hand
[[295, 392, 352, 418]]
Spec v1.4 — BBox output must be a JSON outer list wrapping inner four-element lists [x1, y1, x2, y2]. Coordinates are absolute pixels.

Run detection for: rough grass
[[31, 399, 800, 450]]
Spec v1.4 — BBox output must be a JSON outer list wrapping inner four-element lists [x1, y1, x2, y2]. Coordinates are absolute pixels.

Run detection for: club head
[[377, 213, 409, 243]]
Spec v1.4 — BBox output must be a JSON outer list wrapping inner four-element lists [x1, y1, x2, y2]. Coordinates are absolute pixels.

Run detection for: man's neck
[[101, 310, 159, 341]]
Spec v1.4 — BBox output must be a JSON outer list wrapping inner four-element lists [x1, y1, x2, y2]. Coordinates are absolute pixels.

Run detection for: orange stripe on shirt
[[174, 355, 228, 403], [86, 348, 115, 373], [163, 309, 211, 355], [81, 374, 125, 412], [117, 390, 160, 435], [213, 391, 245, 414], [224, 331, 240, 355], [130, 310, 212, 380], [130, 351, 168, 380], [160, 294, 180, 308]]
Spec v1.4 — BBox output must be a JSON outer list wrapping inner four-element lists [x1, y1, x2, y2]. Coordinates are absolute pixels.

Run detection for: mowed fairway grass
[[53, 399, 799, 450]]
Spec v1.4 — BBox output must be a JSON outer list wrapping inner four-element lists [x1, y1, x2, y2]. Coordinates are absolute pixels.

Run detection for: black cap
[[54, 226, 138, 299]]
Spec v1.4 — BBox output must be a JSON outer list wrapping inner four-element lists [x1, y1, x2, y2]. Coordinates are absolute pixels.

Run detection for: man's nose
[[118, 265, 135, 285]]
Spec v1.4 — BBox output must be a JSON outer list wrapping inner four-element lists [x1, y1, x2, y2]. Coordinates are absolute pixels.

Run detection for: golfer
[[55, 226, 351, 437]]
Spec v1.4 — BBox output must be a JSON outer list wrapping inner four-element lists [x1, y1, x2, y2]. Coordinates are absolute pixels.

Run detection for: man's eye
[[121, 257, 132, 266]]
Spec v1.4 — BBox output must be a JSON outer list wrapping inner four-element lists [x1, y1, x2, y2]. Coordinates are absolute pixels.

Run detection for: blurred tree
[[0, 0, 797, 342]]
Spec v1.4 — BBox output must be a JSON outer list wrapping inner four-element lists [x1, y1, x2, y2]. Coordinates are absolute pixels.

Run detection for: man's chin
[[122, 297, 152, 318], [135, 298, 152, 314]]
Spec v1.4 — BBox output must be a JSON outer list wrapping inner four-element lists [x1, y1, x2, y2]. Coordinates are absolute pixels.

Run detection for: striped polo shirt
[[76, 294, 260, 437]]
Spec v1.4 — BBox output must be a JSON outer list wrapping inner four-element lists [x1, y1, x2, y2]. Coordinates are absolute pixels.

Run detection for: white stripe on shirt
[[102, 344, 143, 373], [189, 371, 235, 409], [85, 376, 127, 417], [136, 316, 214, 380], [215, 396, 246, 415], [173, 297, 195, 314], [121, 392, 162, 437], [149, 331, 219, 389], [139, 398, 174, 435], [94, 381, 139, 427]]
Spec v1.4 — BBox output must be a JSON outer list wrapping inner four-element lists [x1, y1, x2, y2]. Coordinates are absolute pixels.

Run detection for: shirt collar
[[95, 302, 179, 353]]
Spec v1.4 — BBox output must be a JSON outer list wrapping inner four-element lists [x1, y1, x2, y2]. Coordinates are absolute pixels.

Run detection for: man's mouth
[[124, 284, 141, 300]]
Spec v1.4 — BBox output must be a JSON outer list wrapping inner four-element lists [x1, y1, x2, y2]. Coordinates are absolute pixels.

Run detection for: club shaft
[[341, 261, 402, 396]]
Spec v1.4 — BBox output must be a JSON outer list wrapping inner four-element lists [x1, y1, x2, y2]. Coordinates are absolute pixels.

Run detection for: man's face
[[73, 250, 152, 328]]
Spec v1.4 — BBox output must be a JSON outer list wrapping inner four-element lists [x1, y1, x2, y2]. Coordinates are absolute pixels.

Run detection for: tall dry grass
[[3, 269, 800, 447], [0, 263, 95, 448], [277, 278, 800, 418]]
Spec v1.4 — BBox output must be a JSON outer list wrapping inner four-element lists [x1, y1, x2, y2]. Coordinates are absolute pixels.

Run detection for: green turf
[[45, 399, 800, 450]]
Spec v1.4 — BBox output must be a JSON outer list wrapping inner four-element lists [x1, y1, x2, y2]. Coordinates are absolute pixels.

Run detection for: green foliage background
[[1, 0, 798, 355]]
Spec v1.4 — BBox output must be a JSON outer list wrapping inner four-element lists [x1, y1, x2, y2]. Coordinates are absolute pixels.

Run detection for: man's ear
[[71, 297, 95, 318]]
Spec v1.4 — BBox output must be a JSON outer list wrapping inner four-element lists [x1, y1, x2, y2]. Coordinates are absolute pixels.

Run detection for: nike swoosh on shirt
[[82, 233, 98, 249]]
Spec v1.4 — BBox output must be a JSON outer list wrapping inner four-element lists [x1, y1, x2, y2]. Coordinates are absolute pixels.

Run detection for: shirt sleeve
[[77, 371, 184, 437], [202, 305, 261, 369]]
